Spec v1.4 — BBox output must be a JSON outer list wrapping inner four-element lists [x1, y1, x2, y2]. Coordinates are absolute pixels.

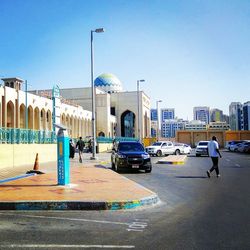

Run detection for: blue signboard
[[57, 132, 70, 185]]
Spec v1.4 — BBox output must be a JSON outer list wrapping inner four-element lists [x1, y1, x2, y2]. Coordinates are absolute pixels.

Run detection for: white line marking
[[0, 245, 135, 248], [235, 164, 241, 167], [226, 159, 230, 162], [0, 213, 130, 226]]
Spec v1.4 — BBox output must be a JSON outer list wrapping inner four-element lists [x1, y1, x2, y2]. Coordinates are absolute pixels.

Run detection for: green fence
[[0, 128, 138, 144], [0, 128, 56, 144]]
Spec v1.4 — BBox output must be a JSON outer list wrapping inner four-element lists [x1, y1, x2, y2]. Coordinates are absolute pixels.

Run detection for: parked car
[[226, 140, 245, 151], [173, 142, 192, 154], [111, 141, 152, 173], [229, 141, 245, 152], [145, 141, 186, 157], [245, 145, 250, 153], [237, 141, 250, 153], [183, 144, 192, 154], [195, 141, 209, 156]]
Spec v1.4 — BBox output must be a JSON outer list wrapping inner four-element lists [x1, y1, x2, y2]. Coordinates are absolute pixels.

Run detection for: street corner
[[106, 194, 160, 210]]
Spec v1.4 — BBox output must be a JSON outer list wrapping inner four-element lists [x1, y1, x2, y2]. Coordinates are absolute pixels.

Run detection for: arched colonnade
[[2, 100, 92, 139]]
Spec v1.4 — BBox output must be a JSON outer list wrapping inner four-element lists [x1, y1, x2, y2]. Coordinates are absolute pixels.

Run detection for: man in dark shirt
[[76, 137, 85, 163]]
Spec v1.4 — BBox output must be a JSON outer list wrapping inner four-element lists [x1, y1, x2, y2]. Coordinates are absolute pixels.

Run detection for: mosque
[[0, 73, 151, 141]]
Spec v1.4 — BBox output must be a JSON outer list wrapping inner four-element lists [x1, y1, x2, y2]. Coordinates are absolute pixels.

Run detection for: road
[[0, 151, 249, 249]]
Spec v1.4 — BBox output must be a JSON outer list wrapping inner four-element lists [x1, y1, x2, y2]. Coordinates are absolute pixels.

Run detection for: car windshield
[[118, 143, 144, 152], [152, 142, 162, 146], [198, 142, 208, 146]]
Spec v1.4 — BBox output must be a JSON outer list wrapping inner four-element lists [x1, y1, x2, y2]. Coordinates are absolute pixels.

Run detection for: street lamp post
[[25, 80, 28, 130], [137, 79, 145, 142], [90, 28, 105, 160], [156, 100, 162, 141]]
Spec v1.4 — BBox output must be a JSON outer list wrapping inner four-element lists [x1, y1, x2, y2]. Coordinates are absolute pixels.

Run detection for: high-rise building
[[161, 108, 175, 121], [161, 119, 186, 138], [193, 106, 210, 124], [222, 114, 229, 124], [210, 108, 223, 122], [243, 101, 250, 130], [150, 109, 158, 121], [151, 120, 157, 137], [150, 109, 158, 137], [229, 102, 243, 130]]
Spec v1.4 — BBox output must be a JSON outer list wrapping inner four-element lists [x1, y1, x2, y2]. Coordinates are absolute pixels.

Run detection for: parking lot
[[0, 150, 249, 249]]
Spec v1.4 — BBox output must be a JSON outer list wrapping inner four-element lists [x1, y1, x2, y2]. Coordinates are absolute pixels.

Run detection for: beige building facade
[[1, 73, 151, 141], [59, 73, 151, 139], [0, 78, 92, 139]]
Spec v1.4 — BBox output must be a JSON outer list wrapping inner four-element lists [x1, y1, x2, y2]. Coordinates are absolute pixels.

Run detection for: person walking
[[69, 139, 75, 159], [206, 136, 222, 178], [76, 136, 85, 163]]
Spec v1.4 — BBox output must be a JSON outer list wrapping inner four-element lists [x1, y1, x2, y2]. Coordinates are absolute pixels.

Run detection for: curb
[[157, 160, 185, 165], [157, 155, 187, 165], [0, 194, 160, 210]]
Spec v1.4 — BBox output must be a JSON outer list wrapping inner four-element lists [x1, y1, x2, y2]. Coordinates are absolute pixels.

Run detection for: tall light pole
[[137, 79, 145, 142], [25, 80, 28, 130], [90, 28, 105, 160], [156, 100, 162, 141]]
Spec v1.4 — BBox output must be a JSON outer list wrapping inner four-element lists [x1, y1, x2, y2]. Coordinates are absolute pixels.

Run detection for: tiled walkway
[[0, 153, 159, 210]]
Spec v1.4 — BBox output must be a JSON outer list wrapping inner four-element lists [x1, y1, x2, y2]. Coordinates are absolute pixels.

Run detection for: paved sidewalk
[[0, 153, 159, 210]]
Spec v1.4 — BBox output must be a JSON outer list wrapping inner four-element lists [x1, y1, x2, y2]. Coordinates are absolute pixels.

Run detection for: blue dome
[[94, 73, 123, 93]]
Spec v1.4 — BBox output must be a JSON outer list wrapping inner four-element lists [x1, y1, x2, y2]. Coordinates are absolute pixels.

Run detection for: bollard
[[55, 124, 70, 185]]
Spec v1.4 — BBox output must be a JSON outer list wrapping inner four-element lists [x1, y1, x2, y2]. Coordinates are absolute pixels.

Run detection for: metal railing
[[96, 136, 138, 143], [0, 127, 138, 145], [0, 127, 56, 144]]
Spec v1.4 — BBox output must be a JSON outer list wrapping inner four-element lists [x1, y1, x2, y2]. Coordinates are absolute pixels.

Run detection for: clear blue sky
[[1, 0, 250, 119]]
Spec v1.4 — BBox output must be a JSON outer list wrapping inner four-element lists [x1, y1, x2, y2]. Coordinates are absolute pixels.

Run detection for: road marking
[[0, 244, 135, 248], [0, 213, 149, 234], [235, 164, 241, 167], [127, 219, 149, 232], [226, 159, 230, 162], [0, 213, 130, 226], [127, 221, 148, 232]]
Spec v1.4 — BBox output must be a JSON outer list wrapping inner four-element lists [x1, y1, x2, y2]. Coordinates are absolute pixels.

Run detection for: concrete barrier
[[0, 144, 57, 170]]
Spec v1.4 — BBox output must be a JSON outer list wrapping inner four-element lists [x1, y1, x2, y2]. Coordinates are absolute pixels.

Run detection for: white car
[[145, 141, 185, 157], [183, 144, 192, 154], [195, 141, 209, 156]]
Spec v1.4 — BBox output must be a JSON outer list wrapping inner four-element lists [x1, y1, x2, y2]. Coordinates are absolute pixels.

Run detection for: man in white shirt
[[207, 136, 222, 178]]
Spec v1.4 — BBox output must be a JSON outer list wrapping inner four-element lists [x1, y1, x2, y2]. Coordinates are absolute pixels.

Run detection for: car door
[[162, 142, 173, 154], [161, 142, 168, 155]]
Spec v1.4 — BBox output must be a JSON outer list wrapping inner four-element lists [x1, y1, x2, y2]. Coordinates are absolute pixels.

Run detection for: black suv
[[111, 141, 152, 173]]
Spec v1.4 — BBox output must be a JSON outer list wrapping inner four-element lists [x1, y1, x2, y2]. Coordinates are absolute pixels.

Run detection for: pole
[[156, 100, 162, 141], [156, 101, 159, 141], [25, 80, 28, 130], [90, 30, 97, 160], [137, 80, 140, 141]]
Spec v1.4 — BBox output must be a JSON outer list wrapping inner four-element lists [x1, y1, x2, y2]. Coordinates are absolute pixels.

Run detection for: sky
[[1, 0, 250, 120]]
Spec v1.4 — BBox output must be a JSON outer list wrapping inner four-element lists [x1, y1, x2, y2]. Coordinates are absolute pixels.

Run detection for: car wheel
[[175, 149, 180, 155], [145, 167, 152, 173], [156, 150, 162, 157], [196, 154, 200, 157]]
